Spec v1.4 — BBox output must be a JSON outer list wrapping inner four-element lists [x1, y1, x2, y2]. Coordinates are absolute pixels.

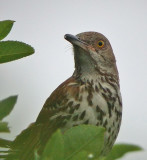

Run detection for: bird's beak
[[64, 34, 88, 51]]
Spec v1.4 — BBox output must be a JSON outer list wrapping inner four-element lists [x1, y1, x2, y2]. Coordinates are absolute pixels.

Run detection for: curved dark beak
[[64, 34, 88, 50]]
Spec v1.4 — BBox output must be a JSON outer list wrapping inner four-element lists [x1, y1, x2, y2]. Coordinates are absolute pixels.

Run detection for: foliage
[[103, 143, 142, 160], [0, 96, 17, 121], [0, 96, 17, 133], [0, 19, 143, 160], [38, 127, 142, 160], [0, 20, 14, 40], [0, 20, 34, 63]]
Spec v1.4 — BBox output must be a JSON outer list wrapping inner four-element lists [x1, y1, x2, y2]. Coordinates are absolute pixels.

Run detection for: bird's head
[[64, 32, 118, 80]]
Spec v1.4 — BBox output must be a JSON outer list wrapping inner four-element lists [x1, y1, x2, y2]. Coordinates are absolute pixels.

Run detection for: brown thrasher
[[3, 32, 122, 160]]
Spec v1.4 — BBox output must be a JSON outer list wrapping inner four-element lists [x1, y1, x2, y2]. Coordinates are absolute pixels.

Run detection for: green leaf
[[41, 129, 64, 160], [0, 20, 15, 40], [0, 96, 17, 120], [0, 138, 12, 147], [0, 41, 35, 63], [63, 125, 105, 160], [104, 143, 143, 160], [0, 121, 10, 132], [34, 150, 40, 160], [70, 151, 88, 160]]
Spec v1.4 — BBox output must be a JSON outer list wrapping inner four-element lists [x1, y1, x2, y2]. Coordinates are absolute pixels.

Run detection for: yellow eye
[[97, 40, 104, 48]]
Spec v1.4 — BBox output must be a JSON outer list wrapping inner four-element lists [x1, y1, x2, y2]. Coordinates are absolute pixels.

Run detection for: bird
[[1, 32, 122, 160]]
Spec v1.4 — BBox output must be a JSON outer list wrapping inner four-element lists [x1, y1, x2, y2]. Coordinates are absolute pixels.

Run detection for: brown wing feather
[[36, 76, 80, 123], [6, 77, 81, 160]]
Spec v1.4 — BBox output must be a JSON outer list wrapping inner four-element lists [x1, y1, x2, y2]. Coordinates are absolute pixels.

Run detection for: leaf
[[0, 138, 12, 147], [0, 20, 15, 40], [70, 151, 88, 160], [104, 143, 143, 160], [41, 129, 64, 160], [0, 41, 35, 63], [63, 125, 105, 160], [34, 150, 40, 160], [0, 96, 17, 120], [0, 121, 10, 132]]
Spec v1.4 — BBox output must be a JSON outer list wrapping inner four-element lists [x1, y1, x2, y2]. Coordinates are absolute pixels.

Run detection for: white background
[[0, 0, 147, 159]]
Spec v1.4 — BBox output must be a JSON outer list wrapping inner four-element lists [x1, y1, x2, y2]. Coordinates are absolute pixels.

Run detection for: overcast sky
[[0, 0, 147, 159]]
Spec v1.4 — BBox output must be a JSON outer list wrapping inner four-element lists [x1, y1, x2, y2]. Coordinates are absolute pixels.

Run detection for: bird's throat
[[73, 46, 96, 78]]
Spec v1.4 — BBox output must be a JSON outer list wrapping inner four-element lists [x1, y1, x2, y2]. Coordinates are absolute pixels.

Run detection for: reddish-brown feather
[[36, 77, 80, 122], [6, 77, 82, 160]]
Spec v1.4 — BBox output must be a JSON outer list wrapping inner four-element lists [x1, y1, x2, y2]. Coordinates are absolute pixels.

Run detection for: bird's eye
[[97, 40, 104, 48]]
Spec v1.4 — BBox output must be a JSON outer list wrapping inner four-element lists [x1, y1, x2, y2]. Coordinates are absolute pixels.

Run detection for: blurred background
[[0, 0, 147, 159]]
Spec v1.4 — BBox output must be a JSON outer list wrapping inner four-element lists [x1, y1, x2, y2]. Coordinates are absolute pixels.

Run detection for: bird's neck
[[73, 66, 119, 88]]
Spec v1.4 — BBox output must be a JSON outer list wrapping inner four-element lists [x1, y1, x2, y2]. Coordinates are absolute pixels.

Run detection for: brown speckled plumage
[[4, 32, 122, 160]]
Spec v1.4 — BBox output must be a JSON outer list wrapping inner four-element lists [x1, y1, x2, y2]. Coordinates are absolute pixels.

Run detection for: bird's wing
[[4, 76, 81, 160]]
